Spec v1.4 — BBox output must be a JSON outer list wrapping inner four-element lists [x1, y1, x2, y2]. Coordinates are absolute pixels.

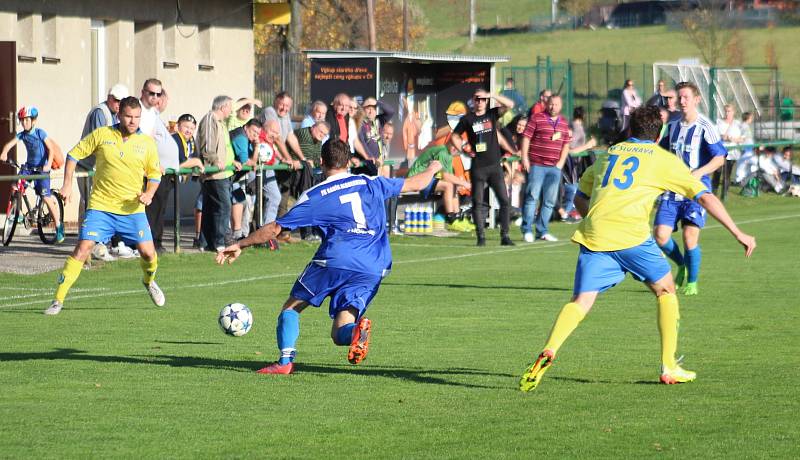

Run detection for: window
[[90, 20, 106, 104], [16, 12, 34, 61], [134, 21, 157, 86], [42, 14, 58, 60], [197, 24, 213, 70], [163, 22, 178, 68]]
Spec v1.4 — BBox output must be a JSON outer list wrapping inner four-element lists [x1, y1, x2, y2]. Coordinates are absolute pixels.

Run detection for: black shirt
[[453, 107, 502, 169]]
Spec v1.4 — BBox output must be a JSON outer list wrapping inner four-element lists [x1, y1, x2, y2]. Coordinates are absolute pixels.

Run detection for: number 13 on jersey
[[601, 154, 640, 190]]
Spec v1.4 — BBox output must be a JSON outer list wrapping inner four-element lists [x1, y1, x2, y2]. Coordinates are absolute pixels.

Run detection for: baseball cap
[[108, 83, 130, 100]]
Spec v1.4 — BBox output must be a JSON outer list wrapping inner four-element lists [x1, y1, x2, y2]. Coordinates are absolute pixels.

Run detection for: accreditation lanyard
[[547, 116, 562, 141]]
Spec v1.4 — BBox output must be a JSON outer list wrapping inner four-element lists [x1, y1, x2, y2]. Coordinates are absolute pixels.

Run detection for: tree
[[559, 0, 599, 17], [254, 0, 426, 55], [680, 0, 735, 68]]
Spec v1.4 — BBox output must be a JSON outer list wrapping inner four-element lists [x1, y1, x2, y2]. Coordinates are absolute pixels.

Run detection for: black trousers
[[145, 176, 175, 249], [201, 178, 232, 251], [471, 164, 510, 238]]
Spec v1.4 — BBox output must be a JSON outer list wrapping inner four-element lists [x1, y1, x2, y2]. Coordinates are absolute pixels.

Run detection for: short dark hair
[[119, 97, 141, 113], [629, 106, 663, 142], [274, 91, 291, 102], [321, 139, 351, 169], [572, 106, 585, 120], [243, 118, 261, 129], [142, 78, 163, 90], [177, 113, 196, 125]]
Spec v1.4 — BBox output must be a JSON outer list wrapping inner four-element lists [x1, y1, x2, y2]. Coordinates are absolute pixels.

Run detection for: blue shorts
[[290, 263, 383, 319], [80, 209, 153, 247], [21, 167, 51, 197], [573, 238, 671, 295], [419, 178, 439, 200], [654, 199, 706, 231]]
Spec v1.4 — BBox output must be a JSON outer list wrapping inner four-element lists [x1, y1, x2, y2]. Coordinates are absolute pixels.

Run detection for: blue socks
[[334, 323, 356, 346], [658, 238, 685, 266], [276, 309, 300, 365], [685, 246, 701, 283]]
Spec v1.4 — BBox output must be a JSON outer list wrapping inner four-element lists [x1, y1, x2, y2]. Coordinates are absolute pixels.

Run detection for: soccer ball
[[218, 303, 253, 337]]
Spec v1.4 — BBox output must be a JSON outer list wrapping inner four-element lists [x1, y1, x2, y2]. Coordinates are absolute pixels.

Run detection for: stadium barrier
[[1, 140, 797, 252]]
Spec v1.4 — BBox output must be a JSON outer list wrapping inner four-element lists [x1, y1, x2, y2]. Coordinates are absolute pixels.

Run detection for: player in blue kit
[[654, 82, 727, 296], [216, 140, 442, 374]]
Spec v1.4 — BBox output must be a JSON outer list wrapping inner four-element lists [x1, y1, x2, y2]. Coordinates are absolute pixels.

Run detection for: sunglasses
[[473, 97, 489, 101], [178, 115, 196, 124], [146, 90, 163, 97]]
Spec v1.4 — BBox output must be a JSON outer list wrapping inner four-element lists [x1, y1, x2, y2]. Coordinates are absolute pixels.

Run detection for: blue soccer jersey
[[659, 114, 726, 200], [276, 173, 405, 277], [16, 128, 48, 168]]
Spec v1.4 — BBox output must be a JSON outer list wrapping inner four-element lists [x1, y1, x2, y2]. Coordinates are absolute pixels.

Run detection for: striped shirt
[[658, 113, 727, 200], [522, 112, 572, 167]]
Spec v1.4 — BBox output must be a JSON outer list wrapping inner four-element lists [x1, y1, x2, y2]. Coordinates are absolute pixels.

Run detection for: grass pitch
[[1, 192, 798, 458]]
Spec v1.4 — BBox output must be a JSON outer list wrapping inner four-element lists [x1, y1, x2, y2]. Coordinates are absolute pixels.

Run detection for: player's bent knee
[[649, 273, 676, 296]]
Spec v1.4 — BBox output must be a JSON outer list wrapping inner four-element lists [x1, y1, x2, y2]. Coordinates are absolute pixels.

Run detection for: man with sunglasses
[[451, 88, 516, 247], [138, 78, 181, 253]]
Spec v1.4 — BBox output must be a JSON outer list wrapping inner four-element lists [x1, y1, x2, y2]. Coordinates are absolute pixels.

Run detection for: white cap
[[108, 83, 130, 99]]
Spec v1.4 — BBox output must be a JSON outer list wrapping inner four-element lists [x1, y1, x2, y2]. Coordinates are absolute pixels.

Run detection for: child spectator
[[0, 106, 65, 242]]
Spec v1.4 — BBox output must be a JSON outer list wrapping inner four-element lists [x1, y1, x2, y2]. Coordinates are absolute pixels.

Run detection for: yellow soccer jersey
[[572, 140, 707, 251], [68, 126, 161, 215]]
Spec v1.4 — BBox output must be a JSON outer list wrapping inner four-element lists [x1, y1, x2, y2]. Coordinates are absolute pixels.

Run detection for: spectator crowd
[[14, 75, 796, 259]]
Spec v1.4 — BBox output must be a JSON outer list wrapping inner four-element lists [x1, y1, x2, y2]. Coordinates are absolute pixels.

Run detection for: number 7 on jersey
[[339, 192, 367, 229]]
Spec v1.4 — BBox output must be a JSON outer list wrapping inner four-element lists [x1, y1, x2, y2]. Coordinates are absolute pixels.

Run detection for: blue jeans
[[563, 183, 578, 213], [521, 165, 561, 236]]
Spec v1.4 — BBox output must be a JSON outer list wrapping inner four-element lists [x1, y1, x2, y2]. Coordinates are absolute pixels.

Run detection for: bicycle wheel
[[2, 192, 20, 246], [37, 191, 64, 244]]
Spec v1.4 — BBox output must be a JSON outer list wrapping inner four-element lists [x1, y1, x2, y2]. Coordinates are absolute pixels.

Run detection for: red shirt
[[336, 115, 348, 142], [522, 112, 572, 167]]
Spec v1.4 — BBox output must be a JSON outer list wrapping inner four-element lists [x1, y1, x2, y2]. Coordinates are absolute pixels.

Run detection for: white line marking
[[1, 212, 797, 309]]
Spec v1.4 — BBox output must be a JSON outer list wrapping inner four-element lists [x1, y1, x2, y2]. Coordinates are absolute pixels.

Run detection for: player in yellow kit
[[519, 106, 756, 391], [45, 97, 164, 315]]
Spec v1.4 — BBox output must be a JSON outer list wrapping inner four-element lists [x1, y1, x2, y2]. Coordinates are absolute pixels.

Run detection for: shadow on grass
[[551, 376, 661, 385], [382, 281, 571, 292], [0, 306, 150, 315], [154, 340, 225, 345], [0, 348, 513, 389]]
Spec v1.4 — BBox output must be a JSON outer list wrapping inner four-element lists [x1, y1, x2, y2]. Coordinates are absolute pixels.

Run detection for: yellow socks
[[543, 302, 586, 355], [657, 293, 680, 369], [54, 256, 84, 303], [140, 254, 158, 284]]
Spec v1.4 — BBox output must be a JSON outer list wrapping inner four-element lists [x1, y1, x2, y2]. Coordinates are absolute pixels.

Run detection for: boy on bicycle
[[1, 106, 65, 242]]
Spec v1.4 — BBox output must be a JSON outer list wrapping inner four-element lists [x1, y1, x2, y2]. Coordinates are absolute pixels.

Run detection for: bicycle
[[1, 161, 64, 246]]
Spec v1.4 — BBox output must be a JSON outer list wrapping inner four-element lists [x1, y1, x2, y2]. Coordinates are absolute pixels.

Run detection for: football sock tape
[[543, 302, 586, 355], [54, 256, 83, 303], [657, 293, 680, 369], [658, 238, 685, 267], [685, 246, 701, 283], [334, 323, 356, 346], [277, 309, 300, 364]]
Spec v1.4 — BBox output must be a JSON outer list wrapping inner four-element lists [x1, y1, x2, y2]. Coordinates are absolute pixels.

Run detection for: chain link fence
[[254, 52, 310, 117]]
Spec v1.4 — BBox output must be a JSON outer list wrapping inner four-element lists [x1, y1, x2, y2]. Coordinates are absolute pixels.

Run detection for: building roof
[[304, 49, 509, 63]]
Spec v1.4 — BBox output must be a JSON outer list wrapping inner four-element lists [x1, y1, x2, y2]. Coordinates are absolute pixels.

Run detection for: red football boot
[[347, 317, 372, 365], [256, 362, 294, 374]]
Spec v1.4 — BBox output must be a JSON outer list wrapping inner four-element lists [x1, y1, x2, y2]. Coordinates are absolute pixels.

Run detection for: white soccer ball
[[218, 303, 253, 337]]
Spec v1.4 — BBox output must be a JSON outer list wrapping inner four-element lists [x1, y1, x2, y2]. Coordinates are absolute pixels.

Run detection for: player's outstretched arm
[[697, 193, 756, 257], [216, 221, 283, 265], [401, 160, 442, 193]]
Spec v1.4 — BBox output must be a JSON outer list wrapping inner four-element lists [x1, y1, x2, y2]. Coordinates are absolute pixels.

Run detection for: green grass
[[416, 6, 800, 95], [1, 192, 799, 457], [415, 0, 551, 36]]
